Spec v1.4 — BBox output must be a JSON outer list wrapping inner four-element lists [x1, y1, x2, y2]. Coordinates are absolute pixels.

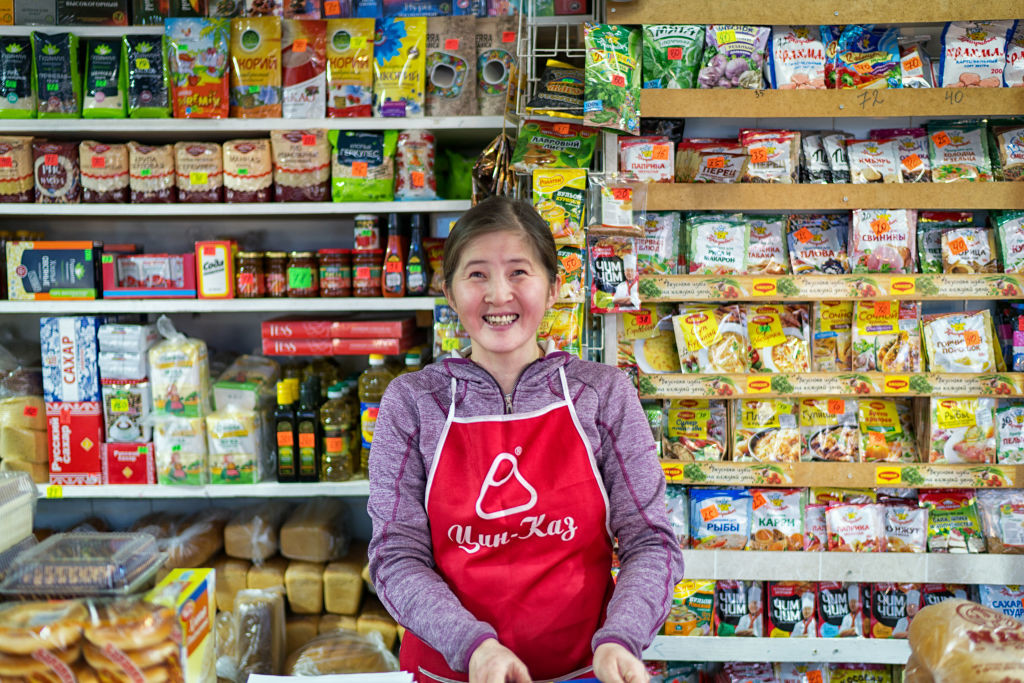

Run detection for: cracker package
[[230, 18, 282, 118], [747, 488, 804, 551], [917, 210, 973, 274], [920, 488, 985, 553], [588, 235, 639, 313], [927, 121, 993, 183], [976, 489, 1024, 554], [673, 304, 749, 373], [995, 211, 1024, 274], [532, 169, 586, 245], [996, 402, 1024, 464], [328, 130, 398, 203], [167, 19, 230, 119], [223, 138, 273, 202], [859, 398, 917, 463], [0, 136, 35, 202], [922, 310, 1001, 373], [746, 304, 810, 373], [869, 127, 930, 182], [80, 141, 129, 203], [128, 142, 176, 203], [746, 215, 788, 275], [817, 582, 865, 637], [642, 24, 704, 89], [885, 503, 928, 553], [326, 19, 374, 118], [124, 35, 171, 119], [686, 213, 748, 275], [154, 416, 208, 485], [928, 397, 997, 464], [510, 120, 598, 174], [800, 398, 859, 462], [149, 317, 213, 418], [636, 212, 681, 275], [734, 399, 801, 463], [826, 502, 886, 551], [282, 19, 327, 119], [849, 209, 917, 274], [765, 582, 818, 638], [786, 213, 850, 274], [689, 487, 751, 550], [0, 36, 35, 118], [373, 16, 426, 117], [847, 139, 902, 184], [32, 32, 80, 118], [425, 16, 477, 117], [83, 38, 127, 118], [206, 407, 263, 484], [812, 300, 853, 372], [663, 399, 727, 461], [271, 129, 331, 202], [852, 300, 921, 372], [666, 580, 714, 636], [941, 227, 998, 273], [714, 581, 763, 637], [869, 583, 920, 638]]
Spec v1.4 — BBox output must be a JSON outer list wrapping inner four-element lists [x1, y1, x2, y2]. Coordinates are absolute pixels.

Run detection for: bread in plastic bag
[[285, 629, 398, 675], [233, 586, 286, 680], [280, 500, 350, 563], [224, 501, 291, 562]]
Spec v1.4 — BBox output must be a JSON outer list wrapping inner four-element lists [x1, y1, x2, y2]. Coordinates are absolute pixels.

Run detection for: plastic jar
[[287, 251, 319, 297], [353, 249, 383, 297], [265, 251, 288, 298], [318, 249, 351, 298], [235, 251, 265, 298]]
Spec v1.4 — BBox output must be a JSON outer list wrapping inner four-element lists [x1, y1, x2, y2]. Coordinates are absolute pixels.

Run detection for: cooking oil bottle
[[359, 354, 393, 475], [397, 352, 422, 376], [319, 383, 352, 482]]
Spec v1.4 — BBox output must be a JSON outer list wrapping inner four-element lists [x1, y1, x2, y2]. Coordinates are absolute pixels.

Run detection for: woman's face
[[444, 229, 556, 368]]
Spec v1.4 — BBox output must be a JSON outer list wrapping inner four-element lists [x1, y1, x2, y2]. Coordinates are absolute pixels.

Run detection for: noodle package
[[852, 300, 921, 372], [746, 304, 810, 373], [734, 398, 801, 463], [673, 304, 749, 374]]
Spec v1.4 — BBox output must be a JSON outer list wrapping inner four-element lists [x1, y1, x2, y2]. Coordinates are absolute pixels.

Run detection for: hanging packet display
[[927, 397, 997, 464], [976, 489, 1024, 553], [733, 398, 802, 463], [167, 19, 230, 119], [834, 25, 901, 89], [996, 402, 1024, 465], [800, 398, 859, 462], [665, 580, 714, 636], [124, 34, 171, 119], [811, 300, 853, 372], [786, 213, 850, 274], [326, 19, 375, 117], [927, 121, 993, 183], [858, 398, 917, 463], [714, 581, 762, 637], [636, 212, 681, 275], [525, 59, 582, 118], [282, 19, 327, 119], [32, 32, 80, 118], [851, 300, 921, 372], [83, 38, 127, 118], [765, 582, 817, 638], [746, 304, 810, 374], [849, 209, 916, 273], [588, 235, 639, 314], [328, 130, 397, 202], [869, 127, 930, 182], [768, 25, 826, 89], [869, 583, 920, 638], [747, 488, 804, 551], [920, 489, 985, 553], [532, 169, 586, 245], [641, 24, 703, 89], [686, 213, 748, 275], [0, 36, 35, 118], [663, 399, 727, 461], [673, 304, 750, 374], [746, 215, 788, 275], [425, 16, 477, 118], [884, 503, 929, 553], [939, 21, 1015, 88], [826, 502, 886, 551], [689, 487, 751, 550], [583, 23, 641, 135], [697, 24, 770, 89], [229, 17, 282, 118], [373, 16, 426, 117], [817, 582, 864, 637]]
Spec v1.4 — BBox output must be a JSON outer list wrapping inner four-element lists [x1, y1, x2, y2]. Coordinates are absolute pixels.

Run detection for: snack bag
[[786, 214, 850, 274], [665, 580, 714, 636], [167, 19, 230, 119], [747, 488, 804, 551], [928, 121, 993, 183], [817, 582, 865, 637], [768, 25, 826, 89], [996, 402, 1024, 464], [920, 489, 985, 553], [922, 311, 1000, 373], [869, 583, 920, 638], [746, 215, 788, 275], [689, 487, 752, 550], [849, 209, 916, 273], [532, 169, 586, 245], [326, 18, 375, 117], [642, 25, 704, 89], [663, 399, 727, 461], [509, 120, 598, 174], [588, 235, 639, 314], [124, 35, 171, 118], [714, 581, 762, 637], [373, 16, 426, 117], [800, 398, 859, 462], [746, 304, 810, 373], [851, 300, 921, 372], [858, 398, 917, 463], [83, 38, 127, 118], [32, 31, 80, 118], [733, 399, 801, 463], [928, 397, 997, 464], [686, 213, 748, 275], [812, 301, 853, 372], [583, 23, 641, 135], [765, 582, 817, 637], [328, 130, 398, 202], [885, 503, 928, 553], [939, 21, 1016, 88], [697, 25, 770, 89], [826, 502, 886, 551], [0, 36, 35, 118], [673, 304, 749, 373]]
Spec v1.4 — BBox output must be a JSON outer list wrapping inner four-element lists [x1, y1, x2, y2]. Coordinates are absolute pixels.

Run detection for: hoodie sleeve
[[591, 370, 684, 657], [367, 379, 498, 672]]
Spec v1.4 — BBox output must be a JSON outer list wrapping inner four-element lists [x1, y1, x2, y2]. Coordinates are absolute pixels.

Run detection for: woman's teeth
[[484, 314, 518, 325]]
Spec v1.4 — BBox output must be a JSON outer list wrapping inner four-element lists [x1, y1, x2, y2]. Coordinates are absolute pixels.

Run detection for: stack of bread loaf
[[0, 395, 47, 483]]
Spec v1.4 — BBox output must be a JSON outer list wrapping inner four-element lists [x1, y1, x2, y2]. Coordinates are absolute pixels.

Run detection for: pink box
[[46, 401, 104, 485], [102, 442, 155, 484]]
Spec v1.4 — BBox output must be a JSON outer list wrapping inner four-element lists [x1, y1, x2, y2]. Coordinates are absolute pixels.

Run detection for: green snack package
[[83, 38, 127, 119], [583, 22, 641, 135], [509, 120, 598, 174], [642, 24, 704, 89], [0, 36, 36, 119], [32, 31, 80, 118], [917, 211, 973, 274], [328, 129, 398, 203], [124, 35, 171, 119]]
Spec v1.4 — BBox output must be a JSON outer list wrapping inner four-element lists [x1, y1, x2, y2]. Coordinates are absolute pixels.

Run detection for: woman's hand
[[593, 642, 649, 683], [468, 638, 531, 683]]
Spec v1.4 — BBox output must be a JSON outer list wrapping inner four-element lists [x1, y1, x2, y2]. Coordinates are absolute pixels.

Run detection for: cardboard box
[[46, 401, 104, 485], [261, 333, 420, 356], [13, 0, 52, 24], [56, 0, 128, 23], [40, 316, 103, 403], [195, 241, 236, 299], [261, 314, 416, 339], [101, 253, 197, 298], [7, 241, 99, 301], [102, 442, 155, 484], [146, 568, 216, 683]]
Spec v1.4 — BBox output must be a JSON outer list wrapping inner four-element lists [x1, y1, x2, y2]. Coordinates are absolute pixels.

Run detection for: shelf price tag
[[948, 237, 968, 256], [324, 0, 341, 13], [502, 31, 516, 43], [45, 485, 63, 499], [963, 330, 981, 347], [652, 144, 670, 161], [44, 154, 58, 166], [902, 55, 922, 71], [553, 123, 571, 134], [91, 156, 106, 169], [931, 131, 952, 148], [749, 147, 768, 164], [705, 156, 725, 169], [0, 157, 11, 168], [301, 134, 316, 146], [827, 399, 845, 415], [793, 228, 813, 243], [561, 253, 582, 273], [752, 491, 767, 509]]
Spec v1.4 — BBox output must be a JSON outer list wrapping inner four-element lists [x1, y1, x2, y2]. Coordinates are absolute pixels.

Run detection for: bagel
[[0, 643, 80, 678], [93, 662, 172, 683], [0, 601, 86, 655], [84, 603, 175, 652], [82, 640, 178, 673]]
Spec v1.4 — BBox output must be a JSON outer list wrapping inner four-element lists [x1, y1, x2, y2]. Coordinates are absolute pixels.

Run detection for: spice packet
[[373, 16, 426, 117], [835, 25, 901, 89], [927, 397, 997, 464], [583, 23, 641, 135], [229, 17, 282, 118], [826, 502, 886, 551], [424, 16, 476, 119], [852, 300, 921, 372], [801, 134, 831, 183], [714, 581, 763, 637], [325, 19, 374, 118], [804, 504, 826, 551], [822, 132, 852, 183], [939, 21, 1015, 88], [697, 25, 770, 89], [676, 140, 748, 183], [747, 488, 804, 551], [869, 127, 930, 182], [525, 59, 583, 118], [921, 583, 970, 608], [766, 582, 817, 638], [800, 398, 859, 462], [124, 35, 170, 119], [663, 399, 727, 461], [992, 125, 1024, 182], [328, 130, 398, 202], [847, 139, 902, 184], [849, 209, 916, 273], [666, 580, 714, 636], [900, 40, 933, 88], [812, 301, 853, 372], [920, 489, 986, 553], [282, 18, 327, 119], [32, 31, 81, 118], [687, 213, 748, 275], [817, 582, 865, 637], [734, 399, 801, 463], [167, 19, 230, 119], [928, 121, 993, 183], [745, 215, 788, 275], [976, 489, 1024, 554], [673, 304, 749, 374], [536, 303, 583, 357], [995, 211, 1024, 273], [941, 227, 998, 273], [83, 38, 127, 118], [588, 173, 645, 237], [923, 310, 1001, 373], [618, 136, 674, 183], [689, 487, 752, 550], [869, 583, 920, 639], [636, 212, 681, 275], [642, 25, 704, 89], [859, 398, 917, 463], [786, 214, 850, 275], [665, 484, 689, 549], [746, 304, 810, 373], [917, 210, 973, 274], [885, 504, 928, 552], [996, 402, 1024, 465], [768, 25, 826, 89], [588, 235, 639, 314], [740, 129, 800, 184], [510, 120, 598, 174], [0, 36, 35, 118]]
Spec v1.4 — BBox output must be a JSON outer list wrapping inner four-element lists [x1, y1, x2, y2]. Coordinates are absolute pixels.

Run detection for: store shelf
[[642, 636, 910, 664], [640, 273, 1024, 303], [660, 461, 1021, 489], [0, 200, 469, 217], [644, 183, 1024, 212], [0, 116, 508, 135], [606, 0, 1020, 25], [0, 25, 161, 37], [0, 297, 438, 314], [638, 372, 1023, 399], [640, 87, 1024, 120], [679, 550, 1024, 584], [38, 481, 370, 499]]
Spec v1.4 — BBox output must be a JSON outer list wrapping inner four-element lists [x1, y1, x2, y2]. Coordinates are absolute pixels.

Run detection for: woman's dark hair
[[442, 196, 558, 292]]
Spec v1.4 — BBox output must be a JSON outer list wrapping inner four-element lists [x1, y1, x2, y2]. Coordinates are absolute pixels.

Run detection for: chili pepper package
[[618, 136, 674, 183], [734, 398, 802, 463], [803, 504, 826, 551], [714, 581, 763, 637], [870, 583, 920, 638], [859, 398, 917, 463], [996, 402, 1024, 464], [697, 25, 770, 89], [747, 488, 804, 551], [665, 580, 714, 636], [927, 121, 993, 183], [663, 399, 727, 461], [884, 503, 928, 553], [852, 300, 921, 372], [826, 502, 886, 551], [673, 304, 749, 374], [745, 215, 788, 275], [917, 210, 973, 274], [922, 311, 1001, 374], [665, 484, 689, 549], [812, 301, 853, 372], [636, 212, 681, 275], [746, 304, 811, 374], [817, 582, 864, 637], [588, 235, 639, 314], [509, 120, 598, 174], [939, 21, 1016, 88], [124, 35, 170, 118], [869, 127, 930, 182], [642, 25, 704, 90], [167, 19, 230, 119], [847, 139, 902, 184], [687, 213, 748, 275], [765, 582, 817, 638], [786, 214, 850, 275], [927, 397, 997, 464], [995, 211, 1024, 273], [32, 31, 80, 118], [740, 129, 800, 184], [920, 488, 986, 553], [689, 487, 751, 550], [835, 25, 901, 89], [976, 489, 1024, 554], [583, 23, 641, 135], [800, 398, 859, 462], [849, 209, 916, 274], [768, 25, 826, 89]]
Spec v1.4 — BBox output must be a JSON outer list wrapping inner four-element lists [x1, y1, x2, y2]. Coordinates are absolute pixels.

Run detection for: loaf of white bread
[[324, 542, 367, 615], [285, 630, 398, 675], [213, 555, 252, 613], [908, 599, 1024, 682], [280, 500, 350, 563], [225, 502, 291, 562], [285, 561, 325, 614]]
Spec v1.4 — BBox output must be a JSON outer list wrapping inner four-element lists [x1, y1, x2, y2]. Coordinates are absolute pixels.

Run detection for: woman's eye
[[468, 271, 485, 279], [510, 269, 527, 277]]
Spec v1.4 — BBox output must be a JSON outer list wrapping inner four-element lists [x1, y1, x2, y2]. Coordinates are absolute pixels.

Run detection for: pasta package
[[167, 19, 230, 119], [673, 304, 749, 373], [849, 209, 916, 274], [733, 398, 801, 463], [149, 330, 213, 418], [941, 227, 998, 273], [154, 416, 209, 485], [207, 407, 263, 484], [663, 399, 727, 461], [230, 17, 283, 118], [80, 141, 129, 203], [686, 213, 748, 275], [326, 18, 374, 118], [373, 16, 426, 117], [746, 215, 788, 275], [747, 488, 804, 551], [922, 310, 1001, 373], [852, 300, 921, 372], [271, 129, 331, 202], [996, 402, 1024, 464], [786, 213, 849, 274], [746, 304, 810, 373], [689, 487, 751, 550], [328, 130, 397, 203], [920, 489, 985, 553], [812, 300, 853, 372], [859, 398, 917, 463], [928, 397, 996, 464], [800, 398, 859, 462]]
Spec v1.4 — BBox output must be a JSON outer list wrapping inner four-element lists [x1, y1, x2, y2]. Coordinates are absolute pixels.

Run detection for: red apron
[[401, 367, 614, 683]]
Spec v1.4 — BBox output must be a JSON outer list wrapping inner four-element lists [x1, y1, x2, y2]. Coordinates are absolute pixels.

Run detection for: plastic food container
[[0, 472, 36, 554], [0, 532, 165, 599]]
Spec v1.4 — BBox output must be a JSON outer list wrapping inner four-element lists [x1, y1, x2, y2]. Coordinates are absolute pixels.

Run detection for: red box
[[261, 315, 416, 339], [261, 333, 421, 356], [102, 443, 155, 484], [46, 401, 104, 486]]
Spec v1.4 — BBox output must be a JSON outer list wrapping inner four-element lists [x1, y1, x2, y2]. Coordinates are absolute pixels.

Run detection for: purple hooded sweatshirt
[[367, 349, 684, 673]]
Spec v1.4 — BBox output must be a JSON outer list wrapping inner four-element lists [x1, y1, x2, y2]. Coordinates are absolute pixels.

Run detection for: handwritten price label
[[351, 36, 367, 50], [667, 47, 683, 60], [827, 399, 846, 415], [611, 73, 626, 87], [553, 123, 571, 134], [324, 0, 340, 13], [44, 154, 58, 166], [854, 62, 874, 74], [793, 228, 813, 243], [292, 38, 308, 52], [705, 156, 726, 169], [903, 56, 922, 71], [808, 671, 824, 683], [752, 492, 767, 509], [0, 157, 11, 168], [351, 161, 368, 178], [873, 301, 892, 316], [302, 134, 316, 146], [700, 505, 719, 522], [932, 131, 952, 148], [561, 254, 582, 273], [610, 187, 632, 201], [964, 330, 981, 347], [411, 171, 425, 188], [749, 147, 768, 164], [23, 405, 37, 417], [652, 145, 670, 161], [135, 57, 151, 70], [948, 237, 968, 255], [903, 154, 923, 171], [110, 398, 130, 413], [190, 172, 208, 185], [445, 38, 460, 50], [715, 29, 736, 44]]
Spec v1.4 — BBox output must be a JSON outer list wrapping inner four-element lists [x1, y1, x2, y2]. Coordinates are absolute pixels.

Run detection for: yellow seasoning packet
[[533, 168, 586, 245]]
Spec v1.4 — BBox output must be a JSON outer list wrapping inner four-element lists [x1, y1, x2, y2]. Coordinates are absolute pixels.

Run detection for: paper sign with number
[[752, 492, 767, 509], [827, 399, 845, 415], [554, 123, 570, 135], [324, 0, 340, 13], [352, 161, 368, 178], [302, 134, 316, 146], [91, 156, 106, 168], [412, 171, 425, 188], [749, 147, 768, 164], [562, 254, 582, 273], [793, 228, 813, 243], [964, 330, 981, 347], [701, 505, 719, 522], [0, 157, 11, 168], [903, 154, 923, 171], [706, 156, 726, 169], [932, 132, 952, 148], [292, 39, 308, 52], [611, 74, 626, 87], [948, 237, 967, 255], [44, 154, 58, 166], [667, 47, 683, 60], [611, 187, 632, 201], [652, 145, 670, 161]]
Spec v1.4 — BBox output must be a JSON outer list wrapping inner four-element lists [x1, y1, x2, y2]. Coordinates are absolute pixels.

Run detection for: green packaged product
[[83, 38, 127, 119], [124, 35, 170, 119], [995, 210, 1024, 274], [917, 211, 973, 274], [927, 121, 993, 183], [328, 129, 398, 203], [32, 32, 80, 118], [0, 36, 36, 119], [525, 59, 584, 119], [509, 119, 598, 174], [583, 22, 641, 135], [642, 24, 704, 89]]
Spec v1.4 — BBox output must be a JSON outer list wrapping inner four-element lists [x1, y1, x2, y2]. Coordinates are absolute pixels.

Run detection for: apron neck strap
[[448, 377, 458, 421], [448, 365, 571, 418]]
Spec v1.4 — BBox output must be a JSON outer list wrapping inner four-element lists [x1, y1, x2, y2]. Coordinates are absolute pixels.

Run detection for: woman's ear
[[442, 282, 457, 312], [546, 280, 558, 309]]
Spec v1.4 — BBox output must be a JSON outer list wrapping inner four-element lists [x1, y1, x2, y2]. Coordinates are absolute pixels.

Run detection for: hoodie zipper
[[467, 355, 550, 415]]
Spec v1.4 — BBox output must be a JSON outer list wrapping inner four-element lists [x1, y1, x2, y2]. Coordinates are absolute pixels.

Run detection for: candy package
[[642, 25, 704, 89], [689, 487, 751, 550], [858, 398, 917, 463], [800, 398, 859, 462], [767, 25, 826, 89], [697, 25, 770, 89], [919, 489, 985, 553], [747, 488, 804, 551], [849, 209, 916, 273], [811, 301, 852, 372], [939, 21, 1015, 88], [927, 397, 997, 464], [852, 301, 921, 372], [663, 399, 727, 461], [734, 399, 801, 463], [673, 304, 749, 374]]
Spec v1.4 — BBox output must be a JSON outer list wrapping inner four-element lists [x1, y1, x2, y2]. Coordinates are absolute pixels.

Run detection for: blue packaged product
[[689, 487, 752, 550], [40, 316, 103, 403], [977, 584, 1024, 621], [834, 25, 901, 89]]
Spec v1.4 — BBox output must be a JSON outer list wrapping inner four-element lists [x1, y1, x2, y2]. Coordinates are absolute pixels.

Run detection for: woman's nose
[[485, 277, 514, 303]]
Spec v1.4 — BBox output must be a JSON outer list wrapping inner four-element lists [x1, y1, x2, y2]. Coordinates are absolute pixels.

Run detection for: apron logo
[[447, 513, 579, 554], [475, 447, 538, 520]]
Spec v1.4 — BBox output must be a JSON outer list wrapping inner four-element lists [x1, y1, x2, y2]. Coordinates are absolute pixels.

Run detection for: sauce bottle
[[405, 214, 429, 296], [382, 212, 405, 297]]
